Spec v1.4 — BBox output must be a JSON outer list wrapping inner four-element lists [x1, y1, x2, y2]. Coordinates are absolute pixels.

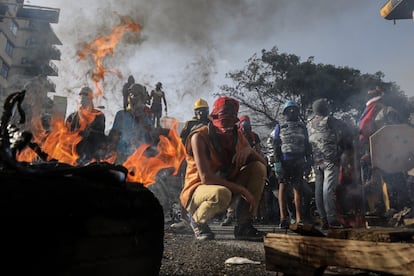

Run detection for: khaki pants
[[187, 161, 266, 224]]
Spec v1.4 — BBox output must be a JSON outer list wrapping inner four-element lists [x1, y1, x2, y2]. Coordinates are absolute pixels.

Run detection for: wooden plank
[[264, 233, 414, 276], [327, 227, 414, 242], [404, 218, 414, 226]]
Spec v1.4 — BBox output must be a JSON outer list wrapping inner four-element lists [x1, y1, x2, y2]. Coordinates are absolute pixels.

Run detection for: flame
[[16, 115, 51, 162], [123, 120, 186, 186], [17, 16, 185, 188], [77, 15, 142, 96], [16, 110, 102, 165], [17, 147, 37, 162], [41, 118, 81, 165]]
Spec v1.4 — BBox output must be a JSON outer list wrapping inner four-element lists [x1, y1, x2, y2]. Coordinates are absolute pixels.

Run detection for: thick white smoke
[[27, 0, 414, 133]]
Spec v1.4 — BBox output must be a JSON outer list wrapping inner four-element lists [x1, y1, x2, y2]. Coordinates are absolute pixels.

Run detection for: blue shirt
[[111, 110, 153, 157]]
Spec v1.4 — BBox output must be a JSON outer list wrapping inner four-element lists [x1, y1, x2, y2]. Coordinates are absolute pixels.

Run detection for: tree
[[218, 46, 413, 128]]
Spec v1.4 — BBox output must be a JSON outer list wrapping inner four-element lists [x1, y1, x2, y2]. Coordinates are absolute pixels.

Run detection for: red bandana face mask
[[211, 114, 238, 134], [210, 97, 240, 134]]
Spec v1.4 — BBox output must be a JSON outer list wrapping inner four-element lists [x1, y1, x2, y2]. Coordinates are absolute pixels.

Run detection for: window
[[9, 20, 18, 36], [26, 37, 37, 46], [0, 61, 9, 79], [5, 40, 13, 57]]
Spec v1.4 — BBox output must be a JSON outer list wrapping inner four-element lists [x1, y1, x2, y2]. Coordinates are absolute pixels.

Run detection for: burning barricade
[[0, 15, 186, 276]]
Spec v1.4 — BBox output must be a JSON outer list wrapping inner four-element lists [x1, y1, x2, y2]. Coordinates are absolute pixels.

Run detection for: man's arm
[[162, 92, 167, 112], [191, 133, 256, 212]]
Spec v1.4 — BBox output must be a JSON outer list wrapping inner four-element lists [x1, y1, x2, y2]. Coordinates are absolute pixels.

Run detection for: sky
[[26, 0, 414, 130]]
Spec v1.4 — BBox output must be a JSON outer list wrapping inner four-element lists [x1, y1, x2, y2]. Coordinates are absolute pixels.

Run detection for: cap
[[210, 96, 239, 117], [193, 98, 209, 110], [312, 98, 329, 116], [282, 100, 299, 114]]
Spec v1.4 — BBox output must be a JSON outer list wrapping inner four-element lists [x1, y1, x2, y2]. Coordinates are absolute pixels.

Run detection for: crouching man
[[179, 96, 267, 241]]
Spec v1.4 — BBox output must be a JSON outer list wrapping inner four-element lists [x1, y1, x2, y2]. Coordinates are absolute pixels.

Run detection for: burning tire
[[0, 166, 164, 276]]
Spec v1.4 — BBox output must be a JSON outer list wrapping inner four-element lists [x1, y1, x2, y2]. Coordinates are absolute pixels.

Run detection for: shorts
[[281, 158, 305, 188]]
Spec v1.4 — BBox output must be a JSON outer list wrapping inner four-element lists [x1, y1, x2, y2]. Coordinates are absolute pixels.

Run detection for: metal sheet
[[370, 124, 414, 173]]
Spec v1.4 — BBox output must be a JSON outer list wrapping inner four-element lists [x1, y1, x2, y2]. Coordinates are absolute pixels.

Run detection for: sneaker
[[279, 218, 290, 229], [234, 223, 265, 242], [170, 220, 189, 230], [320, 219, 329, 230], [221, 215, 234, 226], [189, 216, 215, 241]]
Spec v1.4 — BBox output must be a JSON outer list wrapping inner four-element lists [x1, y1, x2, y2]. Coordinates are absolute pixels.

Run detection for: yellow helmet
[[193, 98, 209, 110]]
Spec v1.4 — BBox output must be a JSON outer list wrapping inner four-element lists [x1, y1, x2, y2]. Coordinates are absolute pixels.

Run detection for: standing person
[[221, 115, 262, 226], [66, 86, 106, 164], [308, 98, 353, 229], [150, 82, 167, 128], [122, 75, 135, 111], [170, 98, 210, 231], [358, 86, 403, 216], [180, 96, 267, 241], [109, 83, 153, 164], [179, 98, 210, 144], [271, 101, 312, 228]]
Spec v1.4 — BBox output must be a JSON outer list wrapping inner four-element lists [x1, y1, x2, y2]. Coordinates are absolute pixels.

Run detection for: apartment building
[[0, 0, 63, 117]]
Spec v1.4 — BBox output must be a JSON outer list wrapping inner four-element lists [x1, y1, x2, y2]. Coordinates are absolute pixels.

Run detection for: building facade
[[0, 0, 63, 117]]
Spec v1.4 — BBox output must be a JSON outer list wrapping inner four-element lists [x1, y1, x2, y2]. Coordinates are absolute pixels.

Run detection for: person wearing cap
[[109, 83, 153, 164], [357, 86, 403, 217], [270, 100, 312, 229], [308, 98, 353, 229], [179, 98, 210, 145], [149, 82, 167, 128], [179, 96, 267, 241], [170, 98, 211, 231], [66, 86, 106, 164]]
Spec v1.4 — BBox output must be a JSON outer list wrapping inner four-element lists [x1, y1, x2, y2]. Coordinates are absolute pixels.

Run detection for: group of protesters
[[66, 76, 168, 165], [66, 77, 410, 242], [173, 85, 411, 242]]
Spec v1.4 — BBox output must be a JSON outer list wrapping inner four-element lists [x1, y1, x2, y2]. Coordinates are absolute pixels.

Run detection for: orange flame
[[77, 15, 142, 96], [41, 118, 81, 165], [17, 16, 185, 188], [17, 115, 51, 162], [123, 120, 186, 186], [16, 110, 102, 165]]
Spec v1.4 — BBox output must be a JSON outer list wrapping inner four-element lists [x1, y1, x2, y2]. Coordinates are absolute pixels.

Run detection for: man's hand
[[232, 147, 252, 168]]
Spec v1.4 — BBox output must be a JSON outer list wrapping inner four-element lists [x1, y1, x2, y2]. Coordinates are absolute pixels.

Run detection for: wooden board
[[326, 227, 414, 242], [264, 233, 414, 275]]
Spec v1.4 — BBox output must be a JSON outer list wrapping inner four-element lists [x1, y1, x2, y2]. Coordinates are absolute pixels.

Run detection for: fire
[[17, 15, 185, 187], [16, 109, 100, 165], [123, 120, 186, 186], [77, 15, 142, 96]]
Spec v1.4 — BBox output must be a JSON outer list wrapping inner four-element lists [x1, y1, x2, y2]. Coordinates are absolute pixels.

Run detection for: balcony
[[16, 5, 60, 23], [49, 45, 61, 60], [45, 61, 58, 76], [380, 0, 414, 20], [12, 60, 58, 77]]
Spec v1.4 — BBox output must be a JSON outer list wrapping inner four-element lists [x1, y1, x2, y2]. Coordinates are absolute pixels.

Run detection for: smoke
[[38, 0, 352, 127], [27, 0, 413, 132]]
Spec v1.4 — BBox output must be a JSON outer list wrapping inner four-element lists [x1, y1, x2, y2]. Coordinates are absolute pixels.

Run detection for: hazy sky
[[27, 0, 414, 128]]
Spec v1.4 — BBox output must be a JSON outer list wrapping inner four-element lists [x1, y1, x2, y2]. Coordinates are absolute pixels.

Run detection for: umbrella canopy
[[370, 124, 414, 173]]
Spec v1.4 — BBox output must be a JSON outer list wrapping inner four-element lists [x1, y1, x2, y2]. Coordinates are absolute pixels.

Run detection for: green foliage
[[217, 46, 413, 128]]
